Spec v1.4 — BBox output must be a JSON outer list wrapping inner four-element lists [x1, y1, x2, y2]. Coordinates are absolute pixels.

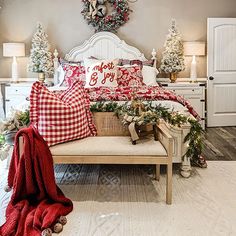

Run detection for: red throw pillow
[[62, 64, 86, 87], [59, 57, 82, 66], [118, 59, 154, 67], [117, 65, 145, 87], [30, 81, 97, 146]]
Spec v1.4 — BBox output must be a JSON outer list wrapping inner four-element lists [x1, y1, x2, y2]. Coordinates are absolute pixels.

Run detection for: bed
[[51, 31, 195, 177]]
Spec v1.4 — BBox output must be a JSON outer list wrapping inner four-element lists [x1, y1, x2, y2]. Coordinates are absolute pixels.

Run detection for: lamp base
[[190, 55, 197, 82], [11, 56, 19, 83]]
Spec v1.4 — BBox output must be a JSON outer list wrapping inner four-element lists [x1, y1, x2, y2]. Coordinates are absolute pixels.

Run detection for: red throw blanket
[[0, 126, 73, 236]]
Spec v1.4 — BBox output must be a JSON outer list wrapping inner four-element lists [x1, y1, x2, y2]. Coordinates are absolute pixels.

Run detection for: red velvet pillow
[[62, 64, 86, 87], [30, 81, 97, 146], [117, 65, 145, 87]]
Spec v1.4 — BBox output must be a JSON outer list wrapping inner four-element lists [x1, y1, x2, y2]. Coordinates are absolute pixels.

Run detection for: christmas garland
[[90, 101, 205, 165], [81, 0, 131, 32]]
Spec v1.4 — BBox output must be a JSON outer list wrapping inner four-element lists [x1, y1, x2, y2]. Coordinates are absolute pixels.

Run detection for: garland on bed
[[90, 101, 206, 167], [81, 0, 131, 32], [0, 102, 205, 167]]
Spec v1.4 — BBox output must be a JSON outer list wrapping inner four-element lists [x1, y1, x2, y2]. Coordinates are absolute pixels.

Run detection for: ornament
[[97, 4, 107, 17], [87, 0, 97, 19], [81, 0, 131, 32]]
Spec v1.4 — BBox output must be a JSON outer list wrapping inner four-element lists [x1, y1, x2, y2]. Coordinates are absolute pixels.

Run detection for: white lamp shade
[[184, 42, 205, 56], [3, 43, 25, 57]]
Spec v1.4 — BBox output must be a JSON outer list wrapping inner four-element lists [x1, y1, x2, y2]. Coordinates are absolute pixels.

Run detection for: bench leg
[[166, 163, 172, 205], [155, 164, 160, 181]]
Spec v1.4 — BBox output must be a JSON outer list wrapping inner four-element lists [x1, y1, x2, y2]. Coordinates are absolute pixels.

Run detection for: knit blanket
[[0, 126, 73, 236]]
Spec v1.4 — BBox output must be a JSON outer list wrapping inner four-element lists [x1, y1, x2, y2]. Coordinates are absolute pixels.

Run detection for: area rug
[[1, 161, 236, 235]]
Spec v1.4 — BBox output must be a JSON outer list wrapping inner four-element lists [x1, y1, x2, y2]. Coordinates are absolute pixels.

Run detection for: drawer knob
[[26, 97, 30, 101], [209, 76, 214, 80]]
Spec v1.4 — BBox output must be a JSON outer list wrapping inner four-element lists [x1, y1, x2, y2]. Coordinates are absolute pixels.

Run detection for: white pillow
[[55, 65, 66, 86], [142, 66, 159, 86], [84, 58, 118, 88]]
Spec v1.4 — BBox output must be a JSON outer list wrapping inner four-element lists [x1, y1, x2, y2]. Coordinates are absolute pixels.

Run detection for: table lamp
[[3, 43, 25, 83], [184, 42, 205, 82]]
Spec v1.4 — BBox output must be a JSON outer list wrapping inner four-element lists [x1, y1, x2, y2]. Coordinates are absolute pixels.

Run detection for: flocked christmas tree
[[28, 23, 53, 77], [160, 19, 185, 74]]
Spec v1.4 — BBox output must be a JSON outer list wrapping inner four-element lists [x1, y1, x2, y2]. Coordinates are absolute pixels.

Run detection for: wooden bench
[[19, 124, 173, 204]]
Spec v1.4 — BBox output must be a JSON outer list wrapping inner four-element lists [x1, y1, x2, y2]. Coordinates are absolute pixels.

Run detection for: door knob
[[209, 76, 214, 80]]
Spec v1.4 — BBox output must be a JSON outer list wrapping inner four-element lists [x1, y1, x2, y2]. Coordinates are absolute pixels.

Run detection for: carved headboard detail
[[53, 31, 157, 83]]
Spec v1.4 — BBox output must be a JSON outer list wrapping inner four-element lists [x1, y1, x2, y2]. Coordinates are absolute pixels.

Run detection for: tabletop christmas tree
[[160, 19, 185, 82], [28, 23, 53, 82]]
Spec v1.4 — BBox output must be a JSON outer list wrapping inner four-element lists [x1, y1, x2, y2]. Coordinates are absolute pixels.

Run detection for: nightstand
[[4, 83, 32, 116], [159, 79, 206, 129], [0, 79, 37, 117], [1, 78, 53, 116]]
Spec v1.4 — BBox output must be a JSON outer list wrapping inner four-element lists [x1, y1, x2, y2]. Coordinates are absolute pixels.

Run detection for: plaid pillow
[[30, 81, 97, 146], [117, 65, 145, 87]]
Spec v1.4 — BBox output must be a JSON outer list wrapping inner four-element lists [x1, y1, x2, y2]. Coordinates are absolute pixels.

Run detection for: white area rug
[[1, 161, 236, 236]]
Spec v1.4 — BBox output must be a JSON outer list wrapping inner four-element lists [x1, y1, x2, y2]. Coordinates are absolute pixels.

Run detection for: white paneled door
[[207, 18, 236, 127]]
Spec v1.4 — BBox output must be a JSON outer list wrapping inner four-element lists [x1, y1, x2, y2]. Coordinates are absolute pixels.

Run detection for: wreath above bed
[[81, 0, 131, 32]]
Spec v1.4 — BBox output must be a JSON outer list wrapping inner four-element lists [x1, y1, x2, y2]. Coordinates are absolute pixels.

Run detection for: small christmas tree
[[160, 19, 185, 74], [28, 23, 53, 76]]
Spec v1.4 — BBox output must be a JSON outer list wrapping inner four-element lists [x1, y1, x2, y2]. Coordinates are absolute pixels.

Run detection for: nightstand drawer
[[5, 85, 31, 116], [168, 88, 202, 96], [5, 86, 31, 97], [5, 95, 30, 115]]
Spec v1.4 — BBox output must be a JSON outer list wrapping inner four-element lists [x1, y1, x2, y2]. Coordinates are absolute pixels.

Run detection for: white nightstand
[[1, 79, 35, 116], [4, 83, 32, 116], [159, 79, 206, 129], [1, 78, 53, 117]]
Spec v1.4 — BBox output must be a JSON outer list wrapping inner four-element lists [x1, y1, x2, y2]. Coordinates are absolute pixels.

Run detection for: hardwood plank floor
[[203, 127, 236, 160]]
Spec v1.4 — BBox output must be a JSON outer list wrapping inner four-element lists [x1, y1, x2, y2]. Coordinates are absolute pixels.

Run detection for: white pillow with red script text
[[84, 58, 118, 88]]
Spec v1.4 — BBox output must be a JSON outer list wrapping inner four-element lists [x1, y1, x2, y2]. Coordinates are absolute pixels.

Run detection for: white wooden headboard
[[53, 32, 157, 83]]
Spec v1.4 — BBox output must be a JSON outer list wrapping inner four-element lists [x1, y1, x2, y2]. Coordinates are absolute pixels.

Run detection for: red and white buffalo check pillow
[[30, 81, 97, 146]]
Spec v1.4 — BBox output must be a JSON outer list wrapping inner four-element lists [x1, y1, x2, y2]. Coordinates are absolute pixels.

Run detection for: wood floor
[[203, 127, 236, 160]]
